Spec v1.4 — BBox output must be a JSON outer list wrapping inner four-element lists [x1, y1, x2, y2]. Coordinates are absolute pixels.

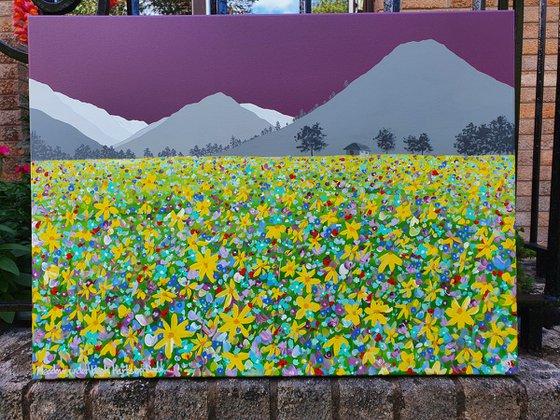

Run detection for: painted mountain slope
[[29, 79, 147, 146], [116, 93, 272, 156], [240, 103, 293, 127], [229, 39, 514, 156], [30, 109, 102, 158]]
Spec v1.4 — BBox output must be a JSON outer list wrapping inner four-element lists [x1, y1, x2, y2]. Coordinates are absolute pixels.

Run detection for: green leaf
[[0, 256, 20, 276], [0, 243, 30, 257], [13, 272, 31, 288], [0, 280, 8, 293], [0, 225, 16, 235], [0, 311, 15, 324], [0, 243, 30, 252]]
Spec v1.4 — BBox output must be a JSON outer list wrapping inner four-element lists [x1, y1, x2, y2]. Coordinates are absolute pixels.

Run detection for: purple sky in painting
[[28, 12, 513, 123]]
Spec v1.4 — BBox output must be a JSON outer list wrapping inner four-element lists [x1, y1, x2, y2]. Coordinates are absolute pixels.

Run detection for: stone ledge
[[1, 328, 559, 420]]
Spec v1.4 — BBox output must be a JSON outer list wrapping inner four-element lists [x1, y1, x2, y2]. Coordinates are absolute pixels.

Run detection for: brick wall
[[518, 0, 557, 246], [0, 0, 28, 180], [0, 0, 555, 242]]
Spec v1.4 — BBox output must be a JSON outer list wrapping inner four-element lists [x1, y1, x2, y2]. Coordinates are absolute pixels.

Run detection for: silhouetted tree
[[294, 122, 328, 156], [190, 145, 202, 157], [275, 121, 282, 131], [454, 116, 514, 155], [229, 136, 242, 148], [490, 116, 514, 154], [374, 128, 395, 153], [404, 133, 433, 155], [144, 148, 154, 158]]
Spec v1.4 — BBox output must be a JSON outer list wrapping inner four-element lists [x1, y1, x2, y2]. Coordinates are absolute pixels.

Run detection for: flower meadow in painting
[[31, 155, 517, 379]]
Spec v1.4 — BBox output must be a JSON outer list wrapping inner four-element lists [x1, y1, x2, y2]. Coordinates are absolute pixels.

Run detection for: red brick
[[0, 63, 18, 80], [520, 86, 536, 103], [543, 86, 557, 102], [0, 94, 18, 110], [517, 180, 532, 196], [0, 126, 19, 142], [523, 38, 559, 55], [517, 196, 532, 212], [0, 110, 19, 126], [522, 54, 537, 71], [0, 53, 19, 65], [518, 134, 534, 151], [517, 149, 534, 166], [0, 79, 17, 95], [0, 1, 13, 17], [450, 0, 470, 7], [539, 180, 551, 195]]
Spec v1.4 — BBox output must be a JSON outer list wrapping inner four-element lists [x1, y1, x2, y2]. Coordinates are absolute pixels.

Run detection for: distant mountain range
[[30, 80, 147, 147], [30, 81, 290, 158], [29, 39, 513, 160], [114, 93, 273, 156], [229, 39, 514, 156]]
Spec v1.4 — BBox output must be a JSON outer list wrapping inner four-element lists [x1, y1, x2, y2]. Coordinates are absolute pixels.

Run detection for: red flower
[[0, 145, 10, 156], [15, 164, 30, 174], [12, 0, 38, 44]]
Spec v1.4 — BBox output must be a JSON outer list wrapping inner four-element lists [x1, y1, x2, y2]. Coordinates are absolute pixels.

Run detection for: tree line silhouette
[[374, 115, 514, 155], [31, 133, 136, 161]]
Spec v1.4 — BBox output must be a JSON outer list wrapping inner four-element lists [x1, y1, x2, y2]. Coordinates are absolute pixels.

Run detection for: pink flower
[[0, 146, 10, 156], [15, 164, 30, 174]]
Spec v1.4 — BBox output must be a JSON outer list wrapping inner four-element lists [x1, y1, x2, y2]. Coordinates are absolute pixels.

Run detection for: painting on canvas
[[29, 12, 517, 379]]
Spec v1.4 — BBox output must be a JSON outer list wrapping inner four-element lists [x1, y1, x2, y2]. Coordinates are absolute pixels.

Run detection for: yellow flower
[[378, 251, 403, 273], [398, 351, 415, 371], [280, 259, 297, 278], [287, 320, 306, 341], [252, 258, 270, 277], [365, 299, 392, 326], [223, 351, 249, 371], [100, 339, 121, 357], [445, 297, 478, 329], [361, 345, 380, 365], [476, 233, 497, 260], [151, 289, 177, 308], [216, 278, 239, 309], [323, 266, 338, 283], [325, 335, 349, 356], [295, 295, 321, 319], [191, 249, 219, 281], [266, 225, 285, 239], [425, 361, 447, 375], [341, 220, 361, 241], [295, 266, 320, 293], [218, 304, 255, 340], [191, 332, 212, 355], [320, 211, 338, 225], [44, 319, 63, 342], [166, 209, 186, 231], [343, 303, 363, 325], [43, 265, 60, 285], [81, 309, 106, 336], [123, 327, 138, 349], [94, 197, 118, 219], [482, 323, 511, 348], [234, 251, 249, 269], [154, 314, 194, 359], [39, 224, 61, 253]]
